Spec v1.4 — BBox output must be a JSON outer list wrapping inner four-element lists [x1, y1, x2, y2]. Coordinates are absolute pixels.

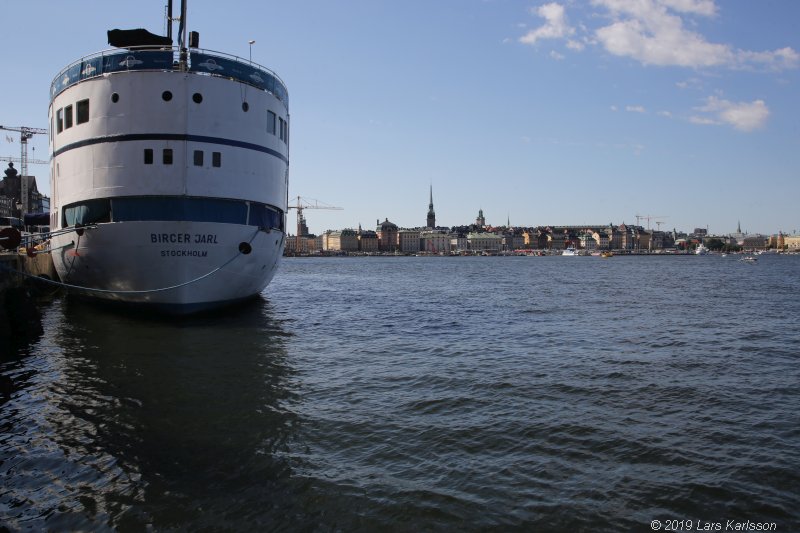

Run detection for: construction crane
[[287, 196, 342, 253], [635, 214, 668, 230], [2, 156, 48, 165], [1, 125, 48, 218]]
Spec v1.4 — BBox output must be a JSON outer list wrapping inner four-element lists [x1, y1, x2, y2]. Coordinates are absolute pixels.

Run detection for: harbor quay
[[0, 251, 56, 344]]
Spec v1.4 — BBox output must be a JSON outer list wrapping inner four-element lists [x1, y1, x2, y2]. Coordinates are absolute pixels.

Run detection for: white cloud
[[592, 0, 732, 67], [566, 39, 585, 51], [626, 105, 646, 113], [689, 116, 717, 126], [736, 47, 800, 71], [519, 1, 798, 71], [550, 50, 565, 60], [693, 96, 770, 131], [519, 3, 574, 45]]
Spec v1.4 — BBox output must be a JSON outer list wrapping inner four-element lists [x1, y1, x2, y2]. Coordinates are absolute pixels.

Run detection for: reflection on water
[[1, 296, 302, 530]]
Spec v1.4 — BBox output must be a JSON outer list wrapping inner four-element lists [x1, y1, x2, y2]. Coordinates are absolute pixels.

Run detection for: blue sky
[[3, 0, 798, 235]]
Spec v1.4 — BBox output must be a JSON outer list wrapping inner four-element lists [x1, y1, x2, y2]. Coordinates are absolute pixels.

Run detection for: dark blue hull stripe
[[52, 133, 288, 163]]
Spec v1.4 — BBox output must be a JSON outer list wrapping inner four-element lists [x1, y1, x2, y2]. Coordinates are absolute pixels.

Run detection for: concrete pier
[[0, 252, 55, 346]]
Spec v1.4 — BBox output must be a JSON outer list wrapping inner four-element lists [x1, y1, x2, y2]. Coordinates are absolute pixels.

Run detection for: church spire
[[426, 185, 436, 228]]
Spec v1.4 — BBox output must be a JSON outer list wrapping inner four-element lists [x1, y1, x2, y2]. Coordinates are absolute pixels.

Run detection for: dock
[[0, 251, 56, 345]]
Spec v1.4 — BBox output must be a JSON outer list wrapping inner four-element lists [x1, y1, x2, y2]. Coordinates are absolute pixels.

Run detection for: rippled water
[[2, 255, 799, 531]]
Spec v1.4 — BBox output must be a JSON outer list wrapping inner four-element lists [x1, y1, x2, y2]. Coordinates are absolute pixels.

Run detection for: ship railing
[[50, 46, 288, 109]]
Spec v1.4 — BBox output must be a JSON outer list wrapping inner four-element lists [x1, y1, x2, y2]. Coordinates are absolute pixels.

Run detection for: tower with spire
[[426, 185, 436, 228], [476, 208, 485, 228]]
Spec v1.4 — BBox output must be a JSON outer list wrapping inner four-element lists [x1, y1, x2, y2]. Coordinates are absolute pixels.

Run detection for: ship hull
[[51, 221, 284, 313]]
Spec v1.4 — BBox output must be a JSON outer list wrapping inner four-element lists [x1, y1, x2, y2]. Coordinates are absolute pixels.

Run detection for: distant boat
[[695, 243, 710, 255], [600, 251, 613, 258], [740, 256, 758, 263], [562, 247, 578, 256]]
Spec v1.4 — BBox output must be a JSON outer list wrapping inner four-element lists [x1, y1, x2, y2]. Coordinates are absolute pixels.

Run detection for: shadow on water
[[0, 294, 313, 531]]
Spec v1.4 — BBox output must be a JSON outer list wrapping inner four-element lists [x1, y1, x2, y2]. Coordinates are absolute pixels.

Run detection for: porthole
[[239, 242, 252, 255], [193, 93, 203, 104], [162, 91, 173, 101], [242, 102, 249, 112], [111, 93, 119, 103]]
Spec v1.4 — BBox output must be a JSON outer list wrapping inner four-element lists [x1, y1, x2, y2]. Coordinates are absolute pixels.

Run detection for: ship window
[[193, 93, 202, 104], [248, 203, 283, 231], [212, 151, 221, 167], [278, 117, 288, 143], [56, 108, 64, 133], [111, 93, 119, 103], [76, 99, 90, 124], [267, 111, 276, 134], [162, 91, 173, 101], [63, 199, 111, 226], [64, 105, 73, 129], [144, 149, 154, 164], [194, 150, 204, 166], [163, 149, 173, 165], [242, 102, 249, 112], [112, 197, 248, 225]]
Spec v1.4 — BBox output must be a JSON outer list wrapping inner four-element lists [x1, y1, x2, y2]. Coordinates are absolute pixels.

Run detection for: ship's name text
[[150, 233, 219, 244]]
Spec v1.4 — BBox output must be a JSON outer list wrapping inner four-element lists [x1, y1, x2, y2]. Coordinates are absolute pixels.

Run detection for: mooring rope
[[0, 228, 262, 295]]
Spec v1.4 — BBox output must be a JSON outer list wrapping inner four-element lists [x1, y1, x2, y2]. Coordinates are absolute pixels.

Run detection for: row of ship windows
[[54, 93, 288, 143], [55, 99, 89, 133], [146, 149, 222, 167]]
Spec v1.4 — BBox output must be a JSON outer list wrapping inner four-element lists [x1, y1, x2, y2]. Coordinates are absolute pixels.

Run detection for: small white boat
[[740, 256, 758, 262], [695, 243, 710, 255], [562, 247, 578, 256]]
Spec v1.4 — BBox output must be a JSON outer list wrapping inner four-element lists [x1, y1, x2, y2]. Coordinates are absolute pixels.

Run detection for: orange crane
[[287, 196, 342, 253], [1, 125, 48, 217]]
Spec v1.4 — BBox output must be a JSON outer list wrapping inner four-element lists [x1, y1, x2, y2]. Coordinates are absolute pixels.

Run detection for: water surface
[[2, 255, 798, 531]]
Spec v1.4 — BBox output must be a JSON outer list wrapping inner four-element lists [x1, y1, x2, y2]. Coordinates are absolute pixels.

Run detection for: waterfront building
[[592, 230, 610, 250], [357, 224, 379, 252], [426, 186, 436, 229], [0, 195, 12, 217], [420, 230, 450, 254], [0, 166, 46, 217], [398, 229, 421, 253], [741, 235, 767, 250], [377, 218, 399, 252], [523, 228, 551, 250], [649, 230, 668, 250], [579, 231, 597, 251], [323, 229, 358, 252], [450, 236, 468, 253], [638, 230, 652, 251], [502, 232, 525, 251], [547, 230, 566, 251], [784, 234, 800, 251], [467, 231, 502, 252]]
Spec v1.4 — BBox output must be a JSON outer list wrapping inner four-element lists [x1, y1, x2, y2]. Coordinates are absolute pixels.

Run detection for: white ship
[[562, 247, 578, 256], [48, 2, 289, 313]]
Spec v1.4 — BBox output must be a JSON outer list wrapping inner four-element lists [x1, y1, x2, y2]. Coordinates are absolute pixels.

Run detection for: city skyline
[[295, 186, 780, 237], [4, 1, 799, 236]]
